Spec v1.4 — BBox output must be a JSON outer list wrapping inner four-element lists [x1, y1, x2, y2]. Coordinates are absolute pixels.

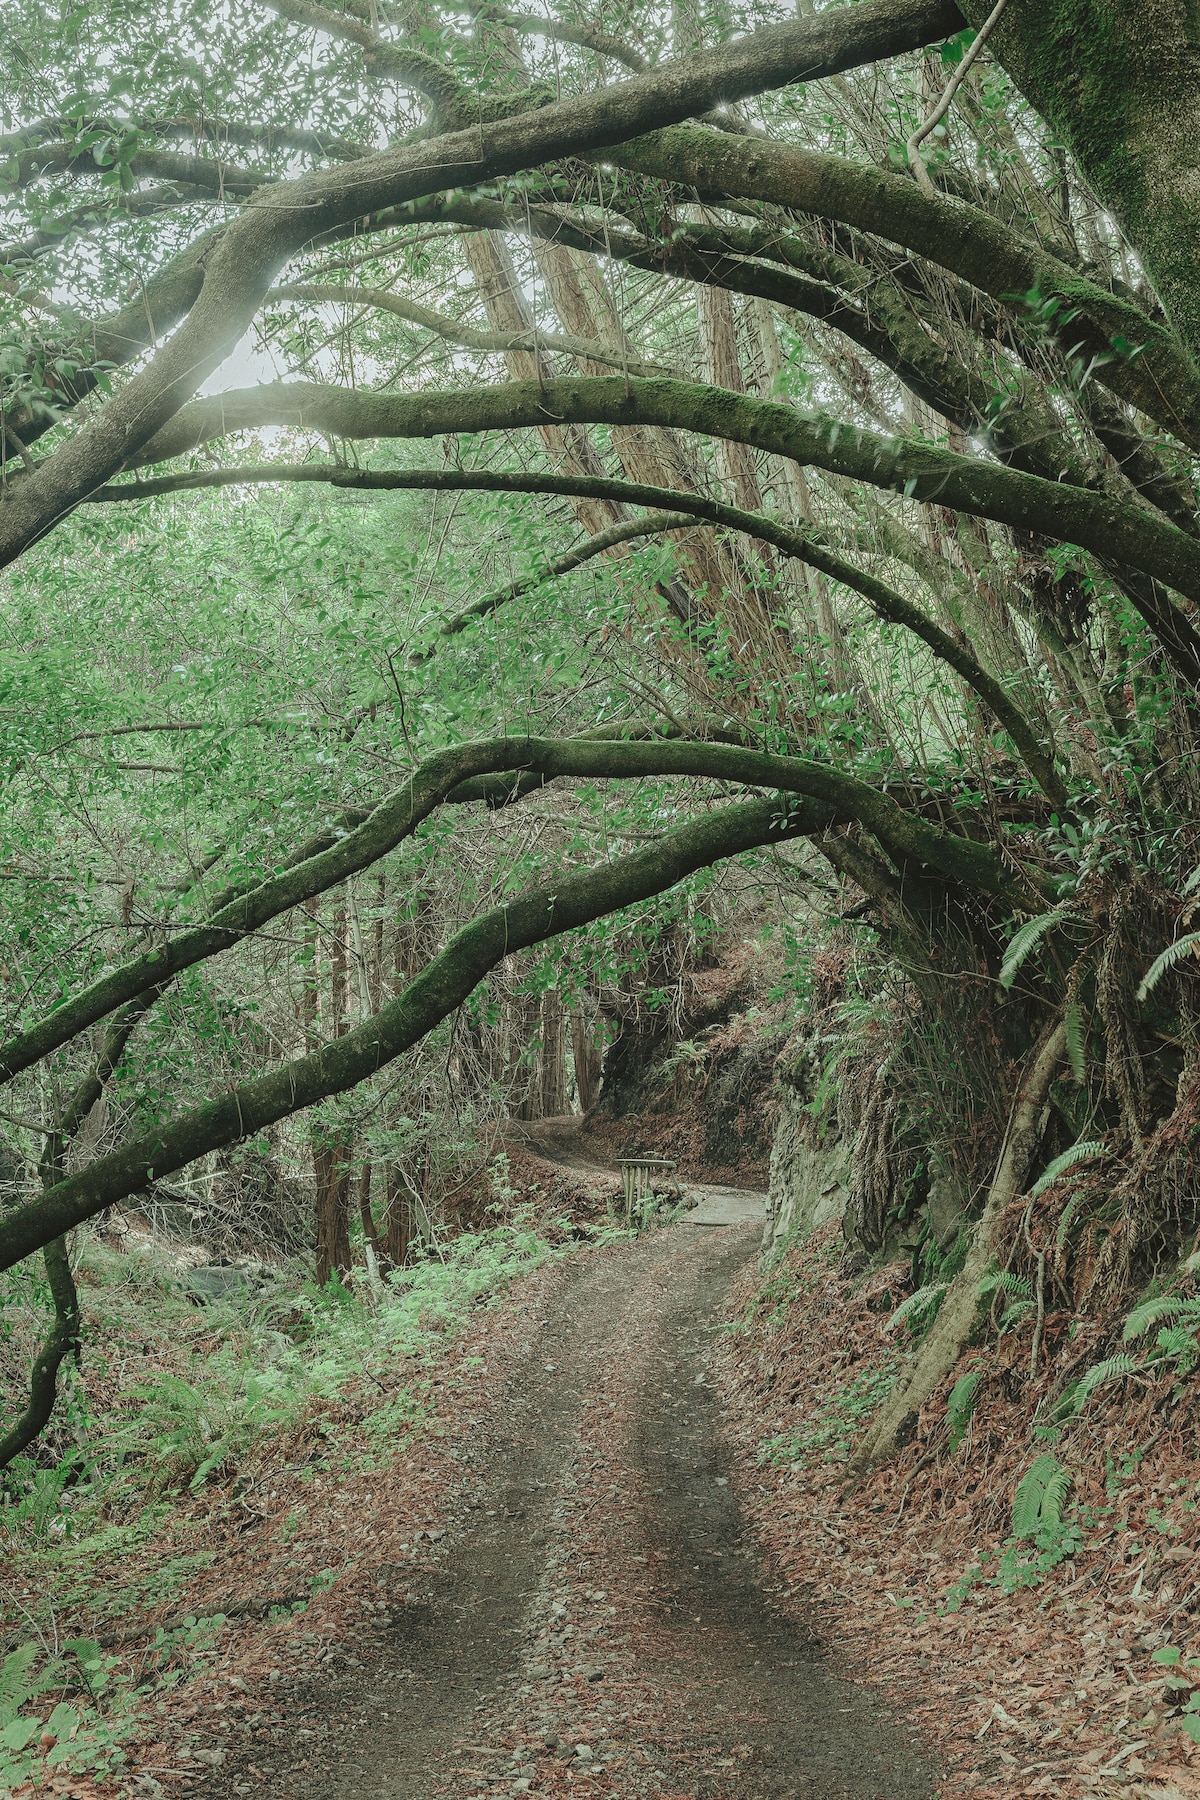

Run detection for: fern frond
[[1030, 1139, 1106, 1199], [1182, 863, 1200, 897], [999, 1299, 1035, 1331], [886, 1283, 947, 1335], [999, 909, 1068, 992], [1136, 931, 1200, 1002], [1123, 1295, 1200, 1341], [1041, 1462, 1071, 1528], [1055, 1187, 1089, 1251], [1012, 1453, 1063, 1538], [1072, 1353, 1139, 1407], [979, 1270, 1032, 1300], [945, 1372, 980, 1451], [1065, 1002, 1087, 1082]]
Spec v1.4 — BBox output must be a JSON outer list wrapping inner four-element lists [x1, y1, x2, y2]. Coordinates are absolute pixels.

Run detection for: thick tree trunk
[[971, 0, 1200, 367], [849, 1018, 1066, 1475]]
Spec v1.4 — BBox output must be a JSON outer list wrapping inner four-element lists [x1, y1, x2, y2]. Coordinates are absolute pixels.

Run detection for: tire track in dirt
[[200, 1225, 936, 1798]]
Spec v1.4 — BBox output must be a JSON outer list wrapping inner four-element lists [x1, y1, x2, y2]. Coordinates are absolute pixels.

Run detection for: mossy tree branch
[[0, 0, 961, 568], [95, 461, 1067, 807], [0, 730, 1038, 1091], [0, 793, 833, 1271], [120, 375, 1200, 676]]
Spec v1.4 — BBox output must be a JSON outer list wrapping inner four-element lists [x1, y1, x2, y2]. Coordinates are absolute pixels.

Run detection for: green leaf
[[1012, 1453, 1069, 1538], [0, 1645, 38, 1704], [1152, 1645, 1182, 1665], [1137, 931, 1200, 1001], [998, 909, 1068, 991], [0, 1716, 39, 1752], [1123, 1296, 1200, 1342], [1029, 1140, 1105, 1198], [45, 1703, 77, 1738], [945, 1371, 980, 1451], [1064, 1003, 1086, 1082]]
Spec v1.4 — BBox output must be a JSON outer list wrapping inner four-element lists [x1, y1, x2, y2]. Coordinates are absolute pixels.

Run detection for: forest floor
[[8, 1129, 1200, 1800], [150, 1213, 934, 1800]]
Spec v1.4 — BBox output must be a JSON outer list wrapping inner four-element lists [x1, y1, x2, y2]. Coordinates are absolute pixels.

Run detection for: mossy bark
[[965, 0, 1200, 370], [0, 730, 1035, 1093]]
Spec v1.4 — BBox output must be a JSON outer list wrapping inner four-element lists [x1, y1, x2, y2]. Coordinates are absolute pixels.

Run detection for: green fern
[[1029, 1139, 1105, 1199], [1123, 1295, 1200, 1342], [1012, 1453, 1071, 1539], [1055, 1186, 1091, 1251], [1064, 1002, 1087, 1082], [1072, 1353, 1139, 1408], [1155, 1325, 1200, 1373], [886, 1283, 947, 1337], [945, 1372, 980, 1451], [978, 1270, 1032, 1301], [1136, 931, 1200, 1002], [998, 909, 1069, 992]]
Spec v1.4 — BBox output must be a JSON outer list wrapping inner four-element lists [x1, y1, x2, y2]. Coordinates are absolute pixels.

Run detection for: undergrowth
[[0, 1215, 563, 1791]]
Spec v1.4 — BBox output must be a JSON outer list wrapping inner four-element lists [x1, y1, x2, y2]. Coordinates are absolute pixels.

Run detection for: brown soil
[[163, 1224, 936, 1800]]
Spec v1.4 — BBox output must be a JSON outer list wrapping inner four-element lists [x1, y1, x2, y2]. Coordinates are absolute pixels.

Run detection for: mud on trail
[[195, 1223, 935, 1800]]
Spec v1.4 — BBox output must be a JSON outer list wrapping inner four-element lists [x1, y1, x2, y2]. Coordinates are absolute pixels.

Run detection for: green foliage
[[945, 1371, 981, 1452], [757, 1366, 894, 1468], [886, 1282, 947, 1341], [0, 1636, 138, 1787], [944, 1454, 1081, 1609], [1011, 1453, 1071, 1539], [1064, 1001, 1087, 1082], [1054, 1353, 1139, 1421], [1136, 932, 1200, 1001], [2, 1223, 558, 1552], [1029, 1139, 1106, 1198], [998, 910, 1069, 991], [1123, 1294, 1200, 1342]]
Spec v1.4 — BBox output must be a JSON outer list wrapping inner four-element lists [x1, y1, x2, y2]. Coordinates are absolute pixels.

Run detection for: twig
[[906, 0, 1012, 200]]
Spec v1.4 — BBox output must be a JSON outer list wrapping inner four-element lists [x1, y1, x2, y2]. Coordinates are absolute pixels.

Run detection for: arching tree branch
[[0, 728, 1039, 1092], [119, 375, 1200, 666], [0, 792, 832, 1270], [95, 461, 1066, 805], [0, 0, 963, 569]]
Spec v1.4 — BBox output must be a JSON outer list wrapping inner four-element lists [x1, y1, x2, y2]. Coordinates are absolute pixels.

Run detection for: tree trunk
[[384, 1165, 416, 1268], [540, 989, 567, 1117], [310, 896, 353, 1286], [571, 1009, 603, 1115], [313, 1140, 352, 1287], [849, 1017, 1066, 1476]]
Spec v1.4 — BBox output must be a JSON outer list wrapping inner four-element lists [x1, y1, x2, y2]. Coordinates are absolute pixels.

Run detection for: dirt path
[[199, 1223, 935, 1800]]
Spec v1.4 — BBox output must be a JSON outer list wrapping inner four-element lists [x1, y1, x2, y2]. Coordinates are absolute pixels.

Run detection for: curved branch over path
[[0, 730, 1035, 1091], [122, 375, 1200, 673], [96, 462, 1065, 805], [608, 127, 1200, 448], [0, 793, 831, 1270], [0, 0, 961, 568]]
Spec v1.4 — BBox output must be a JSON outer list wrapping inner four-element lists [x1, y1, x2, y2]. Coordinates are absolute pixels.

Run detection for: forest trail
[[208, 1221, 936, 1800]]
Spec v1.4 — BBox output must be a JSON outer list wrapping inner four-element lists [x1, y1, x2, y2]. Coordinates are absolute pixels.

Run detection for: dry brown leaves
[[711, 1227, 1200, 1799]]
